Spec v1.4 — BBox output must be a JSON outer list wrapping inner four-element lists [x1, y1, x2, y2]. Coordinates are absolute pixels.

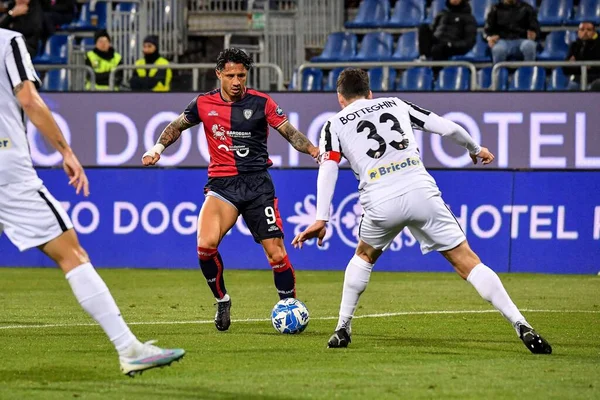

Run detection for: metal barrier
[[34, 64, 96, 91], [300, 0, 344, 49], [492, 61, 600, 91], [108, 62, 285, 91], [297, 61, 478, 91]]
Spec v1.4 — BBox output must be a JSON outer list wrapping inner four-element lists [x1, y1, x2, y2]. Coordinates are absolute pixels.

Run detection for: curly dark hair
[[216, 48, 254, 71]]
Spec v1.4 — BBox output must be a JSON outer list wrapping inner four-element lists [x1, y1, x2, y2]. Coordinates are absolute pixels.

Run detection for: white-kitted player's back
[[320, 97, 437, 209], [0, 28, 42, 185]]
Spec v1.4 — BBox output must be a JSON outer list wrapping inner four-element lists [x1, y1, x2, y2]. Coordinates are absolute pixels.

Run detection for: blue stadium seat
[[572, 0, 600, 24], [33, 34, 69, 64], [391, 31, 419, 61], [472, 0, 493, 26], [353, 32, 394, 61], [79, 37, 96, 49], [509, 66, 546, 91], [547, 68, 571, 91], [538, 31, 570, 60], [324, 68, 344, 91], [311, 32, 357, 62], [289, 68, 323, 91], [477, 67, 508, 90], [345, 0, 390, 28], [435, 66, 471, 91], [452, 34, 491, 62], [41, 69, 68, 91], [116, 2, 138, 12], [424, 0, 445, 24], [396, 67, 433, 91], [63, 2, 107, 30], [386, 0, 425, 28], [368, 67, 397, 91], [566, 30, 578, 44], [538, 0, 573, 26]]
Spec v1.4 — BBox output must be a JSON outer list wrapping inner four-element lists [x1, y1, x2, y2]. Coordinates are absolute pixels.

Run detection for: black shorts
[[204, 170, 284, 243]]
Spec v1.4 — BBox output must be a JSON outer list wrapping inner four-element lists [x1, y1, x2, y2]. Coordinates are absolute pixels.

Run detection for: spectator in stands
[[418, 0, 477, 61], [564, 21, 600, 91], [0, 0, 44, 58], [85, 29, 122, 90], [129, 35, 172, 92], [484, 0, 540, 65], [42, 0, 76, 43]]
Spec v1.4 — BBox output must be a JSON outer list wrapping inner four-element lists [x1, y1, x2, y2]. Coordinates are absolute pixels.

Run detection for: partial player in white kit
[[292, 68, 552, 354], [0, 28, 184, 376]]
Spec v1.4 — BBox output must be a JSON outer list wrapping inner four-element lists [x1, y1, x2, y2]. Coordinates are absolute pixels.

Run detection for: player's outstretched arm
[[276, 121, 319, 159], [142, 113, 196, 166], [15, 81, 89, 196]]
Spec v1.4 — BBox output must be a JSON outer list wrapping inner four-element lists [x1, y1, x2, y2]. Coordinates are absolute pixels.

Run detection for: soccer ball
[[271, 298, 310, 334]]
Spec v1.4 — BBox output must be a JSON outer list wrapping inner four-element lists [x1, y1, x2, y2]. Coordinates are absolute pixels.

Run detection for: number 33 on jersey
[[319, 97, 439, 210]]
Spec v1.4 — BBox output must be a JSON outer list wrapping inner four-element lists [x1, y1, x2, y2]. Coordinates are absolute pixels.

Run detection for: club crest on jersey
[[243, 109, 253, 119], [275, 106, 284, 116]]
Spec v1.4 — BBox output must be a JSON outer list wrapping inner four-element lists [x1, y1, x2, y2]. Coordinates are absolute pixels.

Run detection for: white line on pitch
[[0, 309, 597, 331]]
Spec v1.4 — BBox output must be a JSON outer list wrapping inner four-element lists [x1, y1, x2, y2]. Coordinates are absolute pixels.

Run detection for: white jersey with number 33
[[319, 97, 442, 210]]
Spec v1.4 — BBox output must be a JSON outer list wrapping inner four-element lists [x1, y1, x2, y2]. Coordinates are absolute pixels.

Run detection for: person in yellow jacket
[[129, 35, 172, 92], [85, 30, 123, 90]]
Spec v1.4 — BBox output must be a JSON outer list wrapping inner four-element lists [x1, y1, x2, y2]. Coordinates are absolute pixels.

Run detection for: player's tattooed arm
[[157, 113, 196, 148], [277, 122, 319, 158], [13, 82, 25, 95]]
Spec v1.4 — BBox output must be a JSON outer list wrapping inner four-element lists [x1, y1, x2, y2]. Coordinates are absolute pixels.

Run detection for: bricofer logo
[[368, 157, 421, 180], [0, 138, 11, 149]]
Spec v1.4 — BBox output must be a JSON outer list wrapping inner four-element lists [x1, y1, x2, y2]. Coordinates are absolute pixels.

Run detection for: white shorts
[[359, 187, 466, 254], [0, 178, 73, 251]]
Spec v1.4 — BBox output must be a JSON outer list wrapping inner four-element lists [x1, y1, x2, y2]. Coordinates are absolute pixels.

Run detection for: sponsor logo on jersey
[[0, 138, 12, 149], [243, 109, 253, 119], [208, 110, 219, 116], [275, 105, 284, 116], [212, 124, 227, 141], [368, 157, 421, 181]]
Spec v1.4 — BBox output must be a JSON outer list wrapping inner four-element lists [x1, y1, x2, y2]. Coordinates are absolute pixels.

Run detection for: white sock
[[66, 263, 139, 356], [216, 293, 230, 302], [467, 263, 527, 331], [335, 255, 374, 331]]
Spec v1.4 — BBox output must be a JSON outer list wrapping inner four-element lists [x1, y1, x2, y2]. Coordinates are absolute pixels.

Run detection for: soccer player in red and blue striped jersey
[[142, 48, 318, 331]]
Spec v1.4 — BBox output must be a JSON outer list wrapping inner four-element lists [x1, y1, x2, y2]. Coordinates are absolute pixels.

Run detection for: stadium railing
[[296, 61, 478, 91], [301, 0, 344, 50], [491, 61, 600, 91], [108, 62, 285, 91], [34, 64, 97, 91]]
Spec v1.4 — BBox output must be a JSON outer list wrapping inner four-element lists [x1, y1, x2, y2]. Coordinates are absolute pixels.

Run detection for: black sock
[[270, 255, 296, 300], [198, 247, 227, 299]]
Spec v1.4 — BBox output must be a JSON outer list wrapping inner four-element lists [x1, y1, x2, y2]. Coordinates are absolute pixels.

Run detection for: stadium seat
[[547, 68, 571, 91], [435, 66, 471, 91], [368, 67, 397, 91], [33, 34, 69, 64], [452, 34, 491, 62], [115, 2, 137, 12], [311, 32, 357, 62], [396, 67, 433, 91], [538, 31, 570, 60], [79, 37, 96, 49], [289, 68, 323, 91], [572, 0, 600, 24], [424, 0, 445, 24], [353, 32, 394, 61], [478, 67, 508, 90], [41, 69, 69, 91], [391, 31, 419, 61], [538, 0, 573, 26], [509, 66, 546, 91], [472, 0, 493, 26], [345, 0, 390, 28], [324, 68, 344, 91], [63, 2, 107, 30], [386, 0, 425, 28]]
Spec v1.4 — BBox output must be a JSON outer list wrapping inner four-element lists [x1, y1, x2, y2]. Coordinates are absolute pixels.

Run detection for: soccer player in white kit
[[0, 29, 184, 376], [292, 68, 551, 354]]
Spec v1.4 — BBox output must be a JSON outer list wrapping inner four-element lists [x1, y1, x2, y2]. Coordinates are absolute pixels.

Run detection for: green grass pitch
[[0, 268, 598, 399]]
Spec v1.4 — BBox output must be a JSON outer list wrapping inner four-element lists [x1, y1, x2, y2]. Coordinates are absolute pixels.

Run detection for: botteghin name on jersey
[[339, 99, 397, 125]]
